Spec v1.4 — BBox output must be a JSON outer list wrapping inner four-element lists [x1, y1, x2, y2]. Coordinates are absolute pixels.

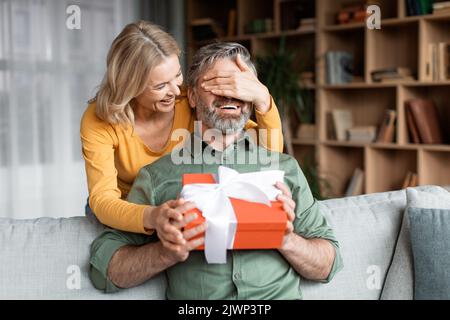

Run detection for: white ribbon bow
[[180, 166, 285, 264]]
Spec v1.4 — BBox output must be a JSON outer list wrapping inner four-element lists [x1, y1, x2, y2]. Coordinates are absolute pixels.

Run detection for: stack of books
[[433, 1, 450, 15], [347, 126, 377, 143], [425, 42, 450, 81], [371, 67, 414, 83], [326, 51, 354, 85], [329, 111, 378, 143], [298, 18, 316, 32], [405, 99, 445, 144]]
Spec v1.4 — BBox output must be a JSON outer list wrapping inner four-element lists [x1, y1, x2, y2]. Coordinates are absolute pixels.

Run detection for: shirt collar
[[183, 129, 256, 159]]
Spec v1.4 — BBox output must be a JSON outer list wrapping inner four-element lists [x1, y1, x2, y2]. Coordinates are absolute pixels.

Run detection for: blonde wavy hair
[[93, 20, 180, 127]]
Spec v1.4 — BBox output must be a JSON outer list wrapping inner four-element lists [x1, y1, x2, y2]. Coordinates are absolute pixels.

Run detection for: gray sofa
[[1, 185, 446, 300]]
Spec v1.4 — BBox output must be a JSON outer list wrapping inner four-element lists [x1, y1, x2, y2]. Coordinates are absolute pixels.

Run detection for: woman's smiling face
[[134, 54, 183, 113]]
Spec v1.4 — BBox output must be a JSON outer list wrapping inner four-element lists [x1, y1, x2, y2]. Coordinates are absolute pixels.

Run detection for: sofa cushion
[[409, 207, 450, 299], [300, 188, 408, 300], [0, 217, 167, 299], [380, 186, 450, 300]]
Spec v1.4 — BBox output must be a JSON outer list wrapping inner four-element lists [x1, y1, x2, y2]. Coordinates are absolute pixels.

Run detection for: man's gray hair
[[187, 42, 257, 89]]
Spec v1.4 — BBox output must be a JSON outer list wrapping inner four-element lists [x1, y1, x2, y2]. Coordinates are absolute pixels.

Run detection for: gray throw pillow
[[409, 207, 450, 300], [381, 186, 450, 300]]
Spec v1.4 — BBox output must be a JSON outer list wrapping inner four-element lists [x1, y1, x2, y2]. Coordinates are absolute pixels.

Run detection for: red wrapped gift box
[[182, 173, 287, 250]]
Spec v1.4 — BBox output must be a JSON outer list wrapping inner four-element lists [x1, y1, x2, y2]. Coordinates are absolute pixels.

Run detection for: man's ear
[[187, 88, 196, 109]]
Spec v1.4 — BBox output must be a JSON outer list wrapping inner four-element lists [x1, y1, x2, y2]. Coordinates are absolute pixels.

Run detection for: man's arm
[[107, 241, 171, 289], [275, 161, 343, 282], [107, 217, 205, 289], [279, 233, 336, 281], [90, 215, 206, 292]]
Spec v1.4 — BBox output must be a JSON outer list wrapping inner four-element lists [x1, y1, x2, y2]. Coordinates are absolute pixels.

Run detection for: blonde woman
[[80, 21, 285, 249]]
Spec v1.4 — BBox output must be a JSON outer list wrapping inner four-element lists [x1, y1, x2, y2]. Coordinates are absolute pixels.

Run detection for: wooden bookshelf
[[187, 0, 450, 198]]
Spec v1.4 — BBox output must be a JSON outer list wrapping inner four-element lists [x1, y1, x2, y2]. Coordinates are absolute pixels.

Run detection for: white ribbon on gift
[[180, 166, 285, 264]]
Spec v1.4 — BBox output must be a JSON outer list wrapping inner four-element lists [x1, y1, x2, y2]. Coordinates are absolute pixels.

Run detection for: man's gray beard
[[195, 101, 251, 134]]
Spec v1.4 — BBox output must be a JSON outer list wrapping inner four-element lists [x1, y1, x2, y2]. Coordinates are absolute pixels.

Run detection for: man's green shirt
[[89, 133, 343, 299]]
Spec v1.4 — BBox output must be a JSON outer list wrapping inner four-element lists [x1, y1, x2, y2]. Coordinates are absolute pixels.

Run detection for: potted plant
[[300, 154, 331, 200], [256, 36, 315, 155]]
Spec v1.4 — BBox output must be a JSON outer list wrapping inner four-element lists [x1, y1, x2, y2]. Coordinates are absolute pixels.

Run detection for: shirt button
[[233, 273, 241, 280]]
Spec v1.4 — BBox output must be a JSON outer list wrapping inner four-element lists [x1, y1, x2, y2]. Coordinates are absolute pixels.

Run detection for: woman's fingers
[[165, 208, 183, 223], [173, 201, 197, 216], [210, 89, 239, 99], [172, 213, 198, 229], [160, 223, 185, 244], [203, 85, 236, 93], [203, 71, 235, 81], [202, 76, 235, 87], [183, 222, 207, 240], [236, 54, 251, 72], [186, 237, 205, 251]]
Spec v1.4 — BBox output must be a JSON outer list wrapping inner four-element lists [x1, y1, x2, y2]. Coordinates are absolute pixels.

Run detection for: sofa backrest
[[2, 186, 441, 299], [301, 188, 407, 299], [0, 217, 166, 299]]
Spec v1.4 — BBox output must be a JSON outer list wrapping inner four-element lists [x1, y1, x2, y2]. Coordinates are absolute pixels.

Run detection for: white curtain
[[0, 0, 138, 219]]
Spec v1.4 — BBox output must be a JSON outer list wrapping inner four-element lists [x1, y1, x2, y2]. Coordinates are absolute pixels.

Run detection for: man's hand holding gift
[[274, 181, 297, 250]]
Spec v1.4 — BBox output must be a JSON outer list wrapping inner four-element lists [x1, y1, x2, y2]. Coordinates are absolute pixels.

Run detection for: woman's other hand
[[201, 54, 271, 114], [144, 199, 197, 248]]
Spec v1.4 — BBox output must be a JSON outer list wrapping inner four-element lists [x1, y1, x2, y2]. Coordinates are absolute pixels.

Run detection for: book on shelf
[[371, 67, 413, 82], [405, 99, 444, 144], [345, 168, 364, 197], [438, 42, 450, 81], [426, 42, 450, 81], [326, 51, 354, 85], [227, 9, 237, 37], [402, 171, 418, 189], [376, 110, 397, 143], [330, 110, 353, 141], [405, 102, 422, 144], [190, 18, 224, 41], [326, 112, 336, 140], [245, 19, 273, 34], [406, 0, 433, 16], [347, 126, 377, 143]]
